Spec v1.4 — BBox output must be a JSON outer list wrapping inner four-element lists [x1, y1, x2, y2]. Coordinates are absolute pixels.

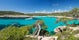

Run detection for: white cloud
[[52, 9, 69, 13], [34, 9, 69, 13], [34, 10, 52, 13]]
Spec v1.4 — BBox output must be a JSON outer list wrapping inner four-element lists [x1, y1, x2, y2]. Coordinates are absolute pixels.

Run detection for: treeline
[[51, 8, 79, 17], [25, 8, 79, 16], [0, 11, 24, 15], [0, 8, 79, 16]]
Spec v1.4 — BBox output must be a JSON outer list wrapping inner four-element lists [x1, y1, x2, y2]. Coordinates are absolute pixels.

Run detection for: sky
[[0, 0, 79, 13]]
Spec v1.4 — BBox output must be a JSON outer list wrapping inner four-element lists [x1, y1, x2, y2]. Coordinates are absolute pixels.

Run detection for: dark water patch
[[0, 25, 8, 30], [33, 17, 42, 20], [0, 17, 30, 19], [0, 24, 26, 30]]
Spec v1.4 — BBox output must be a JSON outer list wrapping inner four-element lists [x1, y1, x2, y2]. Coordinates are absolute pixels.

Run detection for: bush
[[0, 25, 32, 40], [54, 27, 79, 40], [23, 37, 37, 40]]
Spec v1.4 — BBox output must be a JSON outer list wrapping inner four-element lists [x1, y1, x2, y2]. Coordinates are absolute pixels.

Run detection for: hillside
[[0, 8, 79, 17], [0, 11, 24, 15], [25, 8, 79, 17]]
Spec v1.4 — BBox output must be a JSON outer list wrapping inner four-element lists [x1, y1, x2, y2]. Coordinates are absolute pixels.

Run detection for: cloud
[[34, 10, 52, 13], [34, 9, 69, 13], [52, 9, 69, 13]]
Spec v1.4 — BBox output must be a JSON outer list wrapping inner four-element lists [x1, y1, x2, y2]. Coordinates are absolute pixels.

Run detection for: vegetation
[[25, 8, 79, 16], [0, 19, 50, 40], [36, 20, 47, 29], [0, 11, 24, 15], [33, 20, 49, 36], [0, 25, 33, 40], [55, 27, 79, 40], [23, 37, 37, 40], [0, 20, 48, 40], [0, 8, 79, 17], [0, 8, 79, 40], [56, 17, 73, 24]]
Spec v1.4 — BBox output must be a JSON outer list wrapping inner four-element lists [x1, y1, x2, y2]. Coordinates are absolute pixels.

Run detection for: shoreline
[[0, 15, 73, 19]]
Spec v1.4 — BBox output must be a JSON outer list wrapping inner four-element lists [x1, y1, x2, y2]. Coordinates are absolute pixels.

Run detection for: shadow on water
[[0, 17, 30, 19], [0, 24, 24, 30], [0, 25, 8, 30], [0, 17, 36, 30], [33, 17, 42, 20]]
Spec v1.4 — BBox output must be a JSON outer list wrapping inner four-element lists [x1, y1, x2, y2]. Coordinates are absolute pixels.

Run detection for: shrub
[[0, 25, 32, 40]]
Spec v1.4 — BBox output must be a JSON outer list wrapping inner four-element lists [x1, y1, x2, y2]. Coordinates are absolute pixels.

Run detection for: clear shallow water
[[0, 17, 79, 32], [0, 18, 37, 29]]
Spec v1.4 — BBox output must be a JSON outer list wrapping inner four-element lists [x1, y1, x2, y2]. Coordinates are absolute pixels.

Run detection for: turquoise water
[[0, 17, 79, 32], [0, 18, 37, 29]]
